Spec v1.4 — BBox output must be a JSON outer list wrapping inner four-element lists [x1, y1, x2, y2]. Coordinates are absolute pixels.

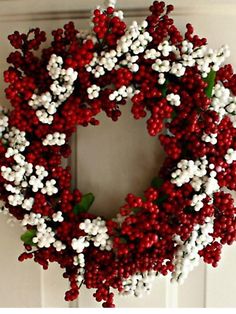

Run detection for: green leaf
[[73, 192, 95, 214], [1, 140, 8, 148], [155, 194, 168, 205], [159, 81, 168, 97], [204, 69, 216, 98], [151, 177, 164, 189], [171, 111, 177, 119], [120, 237, 128, 244], [132, 207, 142, 214], [20, 229, 37, 246]]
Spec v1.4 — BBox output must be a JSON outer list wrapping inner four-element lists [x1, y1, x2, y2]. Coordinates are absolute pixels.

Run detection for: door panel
[[0, 0, 235, 308]]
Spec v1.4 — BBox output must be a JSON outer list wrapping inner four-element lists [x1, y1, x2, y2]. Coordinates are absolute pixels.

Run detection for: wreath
[[0, 0, 236, 307]]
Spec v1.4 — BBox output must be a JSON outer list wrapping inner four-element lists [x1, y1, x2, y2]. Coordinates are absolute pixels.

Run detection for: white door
[[0, 0, 236, 308]]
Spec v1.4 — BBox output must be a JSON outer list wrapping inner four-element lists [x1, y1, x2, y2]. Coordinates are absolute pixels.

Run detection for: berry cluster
[[93, 6, 126, 44], [0, 0, 236, 308]]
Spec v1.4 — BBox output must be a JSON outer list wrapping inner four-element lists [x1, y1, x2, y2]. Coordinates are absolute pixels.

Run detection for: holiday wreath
[[0, 0, 236, 307]]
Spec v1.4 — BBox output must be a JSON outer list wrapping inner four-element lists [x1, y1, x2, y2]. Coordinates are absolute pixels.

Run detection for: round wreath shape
[[0, 0, 236, 307]]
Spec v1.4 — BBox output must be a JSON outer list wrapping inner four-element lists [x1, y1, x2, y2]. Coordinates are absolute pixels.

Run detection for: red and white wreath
[[0, 0, 236, 307]]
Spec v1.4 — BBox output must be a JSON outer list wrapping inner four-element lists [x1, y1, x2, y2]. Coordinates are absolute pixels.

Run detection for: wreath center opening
[[75, 104, 165, 218]]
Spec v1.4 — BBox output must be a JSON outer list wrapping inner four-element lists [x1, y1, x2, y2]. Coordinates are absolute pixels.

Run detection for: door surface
[[0, 0, 236, 308]]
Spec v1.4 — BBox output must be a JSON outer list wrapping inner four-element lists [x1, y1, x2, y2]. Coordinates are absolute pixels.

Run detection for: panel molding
[[0, 0, 236, 22], [165, 279, 178, 308]]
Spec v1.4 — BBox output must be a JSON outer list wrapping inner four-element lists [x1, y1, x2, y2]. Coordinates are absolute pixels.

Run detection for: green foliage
[[73, 193, 95, 214], [204, 70, 216, 98], [159, 81, 168, 97], [20, 229, 37, 246], [151, 177, 164, 189], [155, 194, 168, 205]]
